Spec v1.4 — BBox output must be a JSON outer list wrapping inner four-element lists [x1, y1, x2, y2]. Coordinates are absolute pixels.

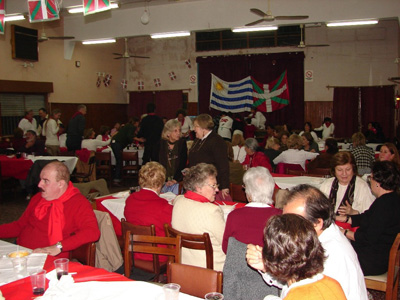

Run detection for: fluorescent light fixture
[[232, 26, 278, 33], [82, 39, 116, 45], [327, 19, 378, 27], [151, 31, 190, 39], [4, 14, 25, 21], [68, 3, 118, 14]]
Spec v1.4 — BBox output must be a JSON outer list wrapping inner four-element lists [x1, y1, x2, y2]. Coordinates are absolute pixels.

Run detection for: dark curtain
[[361, 86, 395, 140], [196, 52, 305, 129], [333, 87, 359, 139], [128, 91, 183, 120]]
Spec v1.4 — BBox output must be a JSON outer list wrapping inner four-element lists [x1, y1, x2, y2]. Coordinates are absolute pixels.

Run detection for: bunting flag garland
[[0, 0, 4, 35], [185, 59, 191, 68], [28, 0, 60, 23], [138, 81, 144, 90], [209, 71, 290, 113], [154, 78, 161, 87], [96, 76, 101, 87], [83, 0, 111, 16], [103, 74, 112, 87], [121, 79, 127, 89], [169, 72, 176, 81]]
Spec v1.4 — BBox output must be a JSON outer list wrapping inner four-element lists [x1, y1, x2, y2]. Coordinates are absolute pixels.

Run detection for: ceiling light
[[82, 39, 116, 45], [151, 31, 190, 39], [4, 14, 25, 22], [141, 9, 150, 25], [232, 26, 278, 33], [327, 19, 378, 27], [68, 3, 119, 14]]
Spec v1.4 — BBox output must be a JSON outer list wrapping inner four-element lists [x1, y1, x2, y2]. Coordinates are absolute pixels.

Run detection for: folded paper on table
[[274, 176, 325, 190], [101, 198, 127, 221]]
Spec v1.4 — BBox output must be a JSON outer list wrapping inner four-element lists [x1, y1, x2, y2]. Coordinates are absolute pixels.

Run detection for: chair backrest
[[124, 232, 181, 274], [275, 163, 304, 174], [95, 151, 112, 165], [167, 262, 223, 298], [287, 169, 306, 176], [229, 183, 248, 203], [164, 223, 214, 269], [307, 168, 330, 176], [69, 242, 96, 267], [122, 151, 139, 165], [121, 218, 159, 277]]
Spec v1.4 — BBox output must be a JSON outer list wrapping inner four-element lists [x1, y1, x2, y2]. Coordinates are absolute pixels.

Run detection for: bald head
[[39, 162, 70, 201]]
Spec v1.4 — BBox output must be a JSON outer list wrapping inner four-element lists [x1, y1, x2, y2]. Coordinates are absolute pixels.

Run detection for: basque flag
[[28, 0, 60, 23], [83, 0, 111, 16], [0, 0, 4, 35]]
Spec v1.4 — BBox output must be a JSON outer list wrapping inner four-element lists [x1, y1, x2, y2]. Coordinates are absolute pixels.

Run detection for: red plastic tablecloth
[[0, 256, 130, 300], [0, 155, 33, 179]]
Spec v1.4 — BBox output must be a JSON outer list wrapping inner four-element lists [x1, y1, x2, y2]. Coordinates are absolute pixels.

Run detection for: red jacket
[[242, 151, 272, 172], [0, 184, 100, 258], [124, 189, 173, 261]]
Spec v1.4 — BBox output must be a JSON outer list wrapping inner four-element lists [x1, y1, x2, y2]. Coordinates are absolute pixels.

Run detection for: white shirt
[[315, 123, 335, 140], [250, 111, 266, 129], [176, 116, 193, 135], [319, 176, 375, 214], [218, 115, 233, 139], [261, 224, 368, 300], [232, 145, 246, 163], [18, 118, 38, 136], [81, 138, 111, 152], [59, 133, 67, 148], [273, 149, 319, 170], [42, 118, 59, 146]]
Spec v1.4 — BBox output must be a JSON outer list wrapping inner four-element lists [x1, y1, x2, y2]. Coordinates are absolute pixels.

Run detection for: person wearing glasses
[[336, 161, 400, 275], [172, 163, 226, 271]]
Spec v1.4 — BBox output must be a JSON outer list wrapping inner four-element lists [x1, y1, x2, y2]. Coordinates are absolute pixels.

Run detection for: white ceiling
[[5, 0, 400, 41]]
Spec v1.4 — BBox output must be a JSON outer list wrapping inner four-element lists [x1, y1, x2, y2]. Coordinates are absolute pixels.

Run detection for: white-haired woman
[[242, 138, 272, 172], [159, 119, 187, 193], [222, 167, 281, 253], [172, 163, 226, 271]]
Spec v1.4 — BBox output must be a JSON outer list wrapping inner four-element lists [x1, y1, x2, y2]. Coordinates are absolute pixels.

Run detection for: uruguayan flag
[[209, 74, 254, 113]]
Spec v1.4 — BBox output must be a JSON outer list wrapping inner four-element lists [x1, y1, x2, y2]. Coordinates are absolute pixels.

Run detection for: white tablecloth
[[273, 176, 326, 190], [102, 147, 144, 166], [318, 141, 382, 151], [30, 156, 78, 174], [42, 280, 202, 300], [0, 240, 47, 286]]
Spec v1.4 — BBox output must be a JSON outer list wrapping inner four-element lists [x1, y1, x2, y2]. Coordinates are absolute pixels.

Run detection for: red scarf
[[325, 122, 331, 128], [34, 182, 80, 245], [25, 117, 33, 124], [71, 111, 83, 119], [184, 191, 210, 203]]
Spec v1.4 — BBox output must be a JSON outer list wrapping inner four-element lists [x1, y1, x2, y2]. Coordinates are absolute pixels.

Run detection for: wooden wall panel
[[51, 103, 128, 134], [304, 101, 333, 130], [187, 102, 198, 116]]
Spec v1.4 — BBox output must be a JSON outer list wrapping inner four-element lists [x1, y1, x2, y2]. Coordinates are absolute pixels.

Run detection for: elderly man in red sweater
[[0, 161, 100, 258]]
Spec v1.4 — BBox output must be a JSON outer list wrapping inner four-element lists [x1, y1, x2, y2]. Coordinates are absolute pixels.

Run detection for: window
[[0, 94, 45, 135], [196, 26, 301, 52]]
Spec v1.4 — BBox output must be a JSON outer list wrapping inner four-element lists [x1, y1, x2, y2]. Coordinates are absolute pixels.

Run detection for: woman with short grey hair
[[222, 166, 281, 253], [242, 138, 272, 172]]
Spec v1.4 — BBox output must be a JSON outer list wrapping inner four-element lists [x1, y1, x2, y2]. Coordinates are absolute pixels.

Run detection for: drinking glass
[[54, 258, 69, 280], [163, 283, 180, 300], [30, 269, 46, 295]]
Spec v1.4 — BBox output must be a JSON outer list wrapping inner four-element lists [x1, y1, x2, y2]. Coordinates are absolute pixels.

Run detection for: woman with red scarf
[[314, 117, 335, 140], [242, 138, 272, 172]]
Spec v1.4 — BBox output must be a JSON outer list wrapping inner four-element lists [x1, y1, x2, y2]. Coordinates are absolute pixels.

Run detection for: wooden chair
[[69, 242, 96, 267], [364, 233, 400, 300], [275, 163, 304, 174], [167, 262, 223, 298], [121, 151, 140, 183], [124, 232, 181, 279], [72, 155, 96, 183], [287, 169, 306, 176], [121, 218, 166, 281], [229, 183, 248, 203], [95, 151, 112, 185], [307, 168, 331, 177], [164, 223, 214, 269]]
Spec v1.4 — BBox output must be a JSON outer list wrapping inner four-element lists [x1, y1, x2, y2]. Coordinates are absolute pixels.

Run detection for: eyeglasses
[[205, 183, 219, 190]]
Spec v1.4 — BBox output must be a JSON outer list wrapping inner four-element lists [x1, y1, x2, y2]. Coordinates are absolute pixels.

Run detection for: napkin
[[159, 192, 177, 204], [113, 191, 130, 198], [217, 202, 236, 221], [42, 272, 75, 300]]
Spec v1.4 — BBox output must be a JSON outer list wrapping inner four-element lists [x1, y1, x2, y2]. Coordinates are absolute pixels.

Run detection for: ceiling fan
[[295, 24, 329, 48], [113, 38, 150, 59], [246, 0, 309, 26], [38, 31, 75, 42]]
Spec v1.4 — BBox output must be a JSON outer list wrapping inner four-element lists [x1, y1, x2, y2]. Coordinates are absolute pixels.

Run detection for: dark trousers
[[111, 141, 123, 180]]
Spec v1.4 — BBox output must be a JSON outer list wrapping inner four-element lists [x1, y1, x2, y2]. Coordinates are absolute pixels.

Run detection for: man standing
[[66, 105, 87, 151], [136, 103, 164, 164], [37, 108, 48, 136], [18, 110, 38, 136], [246, 184, 368, 300], [0, 161, 100, 257]]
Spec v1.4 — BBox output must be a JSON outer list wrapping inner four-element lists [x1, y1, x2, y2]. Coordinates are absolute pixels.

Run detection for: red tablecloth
[[0, 256, 130, 300], [0, 155, 33, 179], [96, 196, 247, 238]]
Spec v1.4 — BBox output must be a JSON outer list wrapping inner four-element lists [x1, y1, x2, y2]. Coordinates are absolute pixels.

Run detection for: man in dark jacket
[[66, 105, 87, 151]]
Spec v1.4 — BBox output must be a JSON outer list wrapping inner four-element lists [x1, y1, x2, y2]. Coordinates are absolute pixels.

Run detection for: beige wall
[[0, 18, 126, 104]]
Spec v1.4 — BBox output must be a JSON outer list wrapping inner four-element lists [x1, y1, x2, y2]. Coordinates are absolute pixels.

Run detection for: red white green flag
[[252, 71, 289, 112], [83, 0, 111, 16], [28, 0, 60, 23], [0, 0, 4, 35]]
